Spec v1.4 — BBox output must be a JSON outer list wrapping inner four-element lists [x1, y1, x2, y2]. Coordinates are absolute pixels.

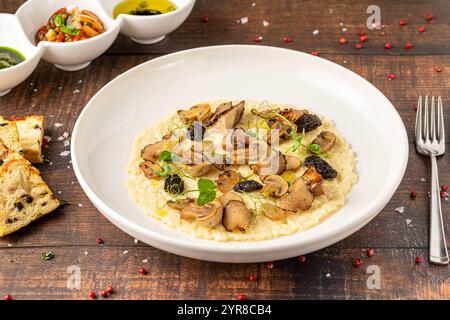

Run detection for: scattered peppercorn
[[100, 290, 108, 298], [139, 268, 148, 275], [266, 261, 274, 269], [89, 291, 96, 299], [254, 36, 263, 43], [360, 35, 368, 42], [14, 202, 24, 211], [388, 74, 395, 80], [249, 274, 257, 282], [399, 19, 407, 26], [440, 191, 446, 199], [355, 43, 362, 49], [384, 42, 392, 49], [106, 285, 114, 294], [238, 293, 247, 300], [367, 248, 375, 257], [410, 191, 418, 199], [405, 42, 412, 49], [339, 37, 347, 44], [441, 185, 448, 191], [426, 13, 433, 21], [4, 294, 12, 301], [283, 35, 293, 43], [25, 195, 33, 204], [358, 31, 365, 37], [415, 256, 423, 264], [96, 237, 104, 245], [202, 16, 209, 23], [298, 255, 307, 263], [353, 257, 363, 267], [311, 51, 318, 56], [435, 65, 443, 73], [418, 26, 426, 33]]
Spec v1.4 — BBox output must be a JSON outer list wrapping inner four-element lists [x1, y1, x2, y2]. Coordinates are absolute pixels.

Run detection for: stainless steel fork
[[415, 96, 449, 265]]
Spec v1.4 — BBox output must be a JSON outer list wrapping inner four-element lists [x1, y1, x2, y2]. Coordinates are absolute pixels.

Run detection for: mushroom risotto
[[127, 100, 357, 241]]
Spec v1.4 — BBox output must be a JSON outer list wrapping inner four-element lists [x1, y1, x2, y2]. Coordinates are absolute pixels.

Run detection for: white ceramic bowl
[[99, 0, 195, 45], [0, 13, 43, 96], [16, 0, 121, 71], [71, 45, 408, 263]]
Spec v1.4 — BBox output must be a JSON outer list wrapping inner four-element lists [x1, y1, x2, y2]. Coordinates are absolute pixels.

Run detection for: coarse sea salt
[[312, 29, 319, 35], [60, 151, 70, 157], [263, 20, 269, 27], [406, 219, 412, 226], [54, 123, 63, 128], [395, 206, 405, 213], [241, 17, 248, 24]]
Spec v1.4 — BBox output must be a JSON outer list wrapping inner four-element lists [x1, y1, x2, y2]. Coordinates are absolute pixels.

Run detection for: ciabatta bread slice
[[0, 139, 59, 237], [13, 116, 45, 164], [0, 116, 23, 156]]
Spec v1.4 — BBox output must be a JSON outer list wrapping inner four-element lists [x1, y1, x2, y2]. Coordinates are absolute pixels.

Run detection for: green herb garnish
[[54, 14, 80, 36], [196, 179, 217, 206]]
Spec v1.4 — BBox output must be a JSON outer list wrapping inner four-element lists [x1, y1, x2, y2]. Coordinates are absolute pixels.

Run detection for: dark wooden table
[[1, 0, 450, 300]]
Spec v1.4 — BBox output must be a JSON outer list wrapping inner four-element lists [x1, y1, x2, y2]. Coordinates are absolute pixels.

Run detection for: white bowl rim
[[71, 44, 409, 255]]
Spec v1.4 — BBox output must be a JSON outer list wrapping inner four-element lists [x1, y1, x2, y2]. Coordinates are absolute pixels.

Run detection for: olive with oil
[[0, 47, 25, 70], [113, 0, 177, 18]]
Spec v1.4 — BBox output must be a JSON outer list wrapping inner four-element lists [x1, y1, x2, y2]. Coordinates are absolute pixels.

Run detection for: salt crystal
[[312, 29, 319, 35], [395, 206, 405, 213], [54, 123, 63, 128], [84, 251, 88, 256], [241, 17, 248, 24], [123, 250, 128, 254], [58, 86, 63, 90], [63, 132, 69, 138], [252, 2, 256, 6], [406, 219, 412, 225], [73, 89, 80, 94], [339, 22, 344, 26], [33, 88, 38, 92], [263, 20, 269, 27], [44, 136, 51, 142], [78, 80, 83, 83], [57, 136, 64, 141], [63, 140, 70, 147], [342, 27, 347, 32], [60, 151, 70, 157], [420, 178, 426, 182], [325, 273, 331, 278], [134, 239, 139, 244], [78, 203, 83, 207], [58, 191, 62, 194], [7, 243, 12, 247], [142, 259, 149, 263]]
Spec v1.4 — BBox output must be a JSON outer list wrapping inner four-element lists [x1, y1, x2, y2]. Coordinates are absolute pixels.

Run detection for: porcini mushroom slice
[[279, 179, 314, 212], [223, 200, 252, 232], [285, 155, 302, 171], [250, 150, 286, 177], [208, 101, 245, 130], [141, 140, 174, 162], [177, 103, 211, 124], [302, 166, 324, 196], [216, 170, 241, 193], [182, 162, 212, 177], [312, 131, 336, 153], [218, 192, 243, 207], [261, 175, 289, 198], [167, 198, 194, 211], [261, 203, 287, 223], [180, 201, 223, 228], [139, 161, 163, 179], [280, 108, 305, 123]]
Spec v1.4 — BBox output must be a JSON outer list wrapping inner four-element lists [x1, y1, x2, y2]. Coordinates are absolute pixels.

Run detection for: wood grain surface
[[1, 0, 450, 300]]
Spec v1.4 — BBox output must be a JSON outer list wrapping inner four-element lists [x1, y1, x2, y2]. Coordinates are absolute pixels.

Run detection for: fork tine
[[431, 96, 436, 141], [415, 96, 423, 143], [438, 96, 445, 142], [424, 95, 429, 141]]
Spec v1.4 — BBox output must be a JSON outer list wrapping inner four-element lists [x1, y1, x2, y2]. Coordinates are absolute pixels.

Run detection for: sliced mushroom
[[312, 131, 336, 153], [167, 198, 194, 211], [250, 150, 286, 177], [216, 170, 241, 193], [267, 120, 292, 143], [139, 161, 163, 179], [177, 103, 211, 124], [141, 140, 175, 162], [207, 101, 245, 130], [180, 200, 223, 228], [182, 162, 212, 177], [279, 179, 313, 212], [218, 192, 243, 207], [280, 108, 305, 123], [223, 200, 252, 232], [302, 166, 324, 196], [261, 175, 289, 198], [262, 203, 287, 223], [285, 155, 302, 171]]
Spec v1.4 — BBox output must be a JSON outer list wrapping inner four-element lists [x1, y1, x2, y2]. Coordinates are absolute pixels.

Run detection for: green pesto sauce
[[0, 47, 25, 70]]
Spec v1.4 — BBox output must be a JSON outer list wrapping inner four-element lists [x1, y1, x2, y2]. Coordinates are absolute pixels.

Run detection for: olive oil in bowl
[[113, 0, 177, 18], [0, 47, 25, 70]]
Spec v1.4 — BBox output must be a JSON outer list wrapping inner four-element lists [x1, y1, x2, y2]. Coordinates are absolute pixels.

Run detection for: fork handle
[[429, 154, 449, 265]]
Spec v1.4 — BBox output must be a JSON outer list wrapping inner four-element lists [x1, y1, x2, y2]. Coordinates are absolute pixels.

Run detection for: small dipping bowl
[[99, 0, 195, 45], [0, 13, 43, 97], [16, 0, 121, 71]]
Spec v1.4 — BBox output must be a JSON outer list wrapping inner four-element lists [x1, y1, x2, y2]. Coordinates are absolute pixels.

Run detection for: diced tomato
[[57, 32, 65, 42], [53, 8, 67, 15], [73, 35, 81, 41]]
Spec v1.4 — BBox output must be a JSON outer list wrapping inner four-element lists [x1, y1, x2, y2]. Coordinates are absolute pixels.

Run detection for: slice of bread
[[13, 116, 45, 164], [0, 116, 23, 156], [0, 139, 59, 237]]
